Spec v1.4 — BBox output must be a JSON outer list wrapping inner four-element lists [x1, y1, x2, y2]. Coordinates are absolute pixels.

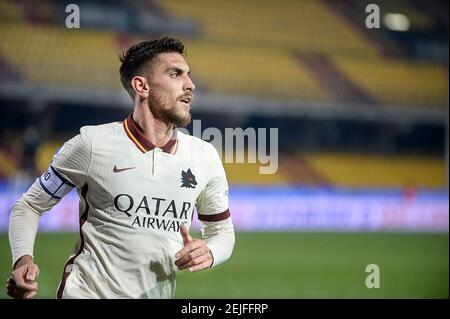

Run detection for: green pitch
[[0, 232, 448, 298]]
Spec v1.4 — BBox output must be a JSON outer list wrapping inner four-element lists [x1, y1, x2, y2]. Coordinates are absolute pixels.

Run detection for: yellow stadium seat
[[304, 152, 445, 188], [333, 57, 447, 107]]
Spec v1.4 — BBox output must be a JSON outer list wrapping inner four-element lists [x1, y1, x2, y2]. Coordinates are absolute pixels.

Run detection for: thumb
[[25, 265, 38, 281], [180, 224, 193, 246]]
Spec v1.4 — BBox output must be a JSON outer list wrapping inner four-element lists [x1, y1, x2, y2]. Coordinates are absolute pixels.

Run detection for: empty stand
[[303, 152, 445, 188], [0, 23, 122, 90], [0, 0, 447, 107], [161, 0, 380, 57], [333, 56, 447, 107]]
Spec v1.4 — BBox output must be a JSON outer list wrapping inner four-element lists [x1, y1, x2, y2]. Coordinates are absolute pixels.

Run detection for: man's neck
[[133, 105, 174, 148]]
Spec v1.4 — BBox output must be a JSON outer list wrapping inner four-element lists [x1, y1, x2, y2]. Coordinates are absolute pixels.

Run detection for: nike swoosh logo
[[113, 165, 136, 173]]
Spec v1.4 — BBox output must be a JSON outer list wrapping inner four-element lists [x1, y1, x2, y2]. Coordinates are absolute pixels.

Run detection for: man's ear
[[131, 75, 149, 98]]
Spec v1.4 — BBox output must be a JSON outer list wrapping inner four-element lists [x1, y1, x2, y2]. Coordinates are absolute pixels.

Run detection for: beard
[[147, 91, 192, 127]]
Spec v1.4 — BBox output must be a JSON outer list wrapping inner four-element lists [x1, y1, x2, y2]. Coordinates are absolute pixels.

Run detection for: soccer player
[[6, 37, 235, 299]]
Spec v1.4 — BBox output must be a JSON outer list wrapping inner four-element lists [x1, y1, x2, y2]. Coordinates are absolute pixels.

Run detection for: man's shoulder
[[79, 121, 124, 141], [178, 130, 218, 155]]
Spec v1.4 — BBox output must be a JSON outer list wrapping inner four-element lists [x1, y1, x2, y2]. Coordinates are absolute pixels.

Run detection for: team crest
[[181, 169, 197, 189]]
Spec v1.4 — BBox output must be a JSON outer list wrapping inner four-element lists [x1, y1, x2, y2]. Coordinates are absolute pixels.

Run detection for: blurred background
[[0, 0, 448, 298]]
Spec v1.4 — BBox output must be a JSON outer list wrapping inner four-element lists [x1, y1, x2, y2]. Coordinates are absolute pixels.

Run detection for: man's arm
[[8, 185, 58, 266], [199, 217, 235, 268], [6, 181, 61, 299], [175, 142, 235, 272], [6, 127, 92, 299]]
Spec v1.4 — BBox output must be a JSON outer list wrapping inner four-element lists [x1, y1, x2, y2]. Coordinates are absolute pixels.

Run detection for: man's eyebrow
[[167, 67, 190, 74]]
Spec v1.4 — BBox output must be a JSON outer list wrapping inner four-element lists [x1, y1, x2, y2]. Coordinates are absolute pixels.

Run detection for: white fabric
[[8, 121, 235, 299], [9, 199, 41, 266]]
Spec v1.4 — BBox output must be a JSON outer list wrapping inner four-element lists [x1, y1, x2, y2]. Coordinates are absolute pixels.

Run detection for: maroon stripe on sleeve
[[56, 184, 89, 299], [198, 209, 230, 222]]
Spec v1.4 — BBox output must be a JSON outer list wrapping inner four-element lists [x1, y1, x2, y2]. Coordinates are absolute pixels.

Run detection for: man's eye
[[171, 72, 179, 78]]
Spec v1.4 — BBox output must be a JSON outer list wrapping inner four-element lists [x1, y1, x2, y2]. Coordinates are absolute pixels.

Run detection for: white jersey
[[9, 114, 235, 299]]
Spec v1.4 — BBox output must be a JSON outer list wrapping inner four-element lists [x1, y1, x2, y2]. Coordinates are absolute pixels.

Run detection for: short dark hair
[[119, 37, 186, 98]]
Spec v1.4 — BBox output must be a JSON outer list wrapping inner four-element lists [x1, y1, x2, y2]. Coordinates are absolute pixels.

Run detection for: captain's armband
[[38, 166, 75, 199]]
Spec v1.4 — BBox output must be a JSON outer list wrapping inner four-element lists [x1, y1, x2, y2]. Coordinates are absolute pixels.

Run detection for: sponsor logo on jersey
[[113, 165, 136, 173], [113, 194, 194, 232]]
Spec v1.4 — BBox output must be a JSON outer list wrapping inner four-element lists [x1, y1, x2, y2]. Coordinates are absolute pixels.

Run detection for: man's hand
[[175, 225, 214, 272], [6, 255, 39, 299]]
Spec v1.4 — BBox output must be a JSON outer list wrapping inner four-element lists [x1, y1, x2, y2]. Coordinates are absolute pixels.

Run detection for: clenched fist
[[6, 255, 39, 299]]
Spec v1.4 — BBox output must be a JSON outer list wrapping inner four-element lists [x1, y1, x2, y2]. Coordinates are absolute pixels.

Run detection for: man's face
[[145, 52, 196, 127]]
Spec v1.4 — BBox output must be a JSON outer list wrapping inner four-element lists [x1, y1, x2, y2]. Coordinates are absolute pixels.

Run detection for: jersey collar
[[123, 113, 177, 153]]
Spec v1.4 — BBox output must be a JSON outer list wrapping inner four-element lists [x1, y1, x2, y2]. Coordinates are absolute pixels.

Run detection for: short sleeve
[[196, 143, 230, 222]]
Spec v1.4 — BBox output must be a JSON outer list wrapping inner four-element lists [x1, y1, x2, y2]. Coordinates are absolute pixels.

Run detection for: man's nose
[[185, 76, 196, 92]]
